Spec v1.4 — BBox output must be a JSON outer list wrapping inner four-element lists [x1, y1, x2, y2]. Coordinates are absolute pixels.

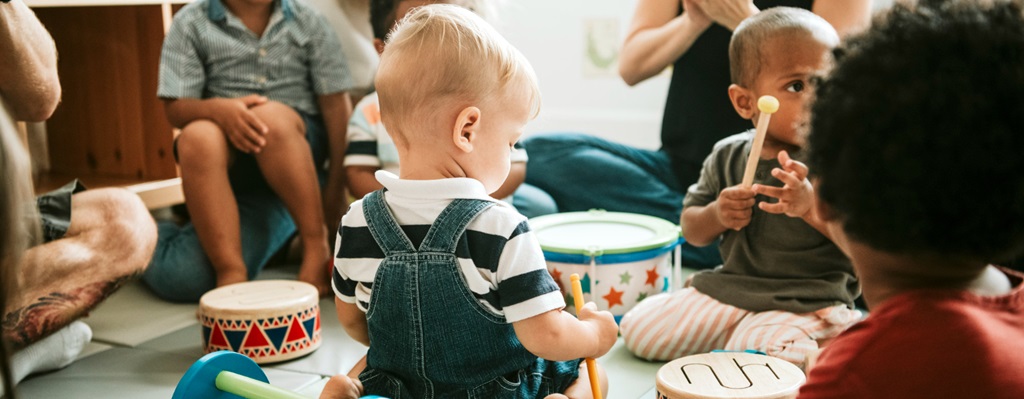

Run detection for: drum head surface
[[656, 353, 805, 399], [530, 211, 680, 255], [200, 280, 318, 312]]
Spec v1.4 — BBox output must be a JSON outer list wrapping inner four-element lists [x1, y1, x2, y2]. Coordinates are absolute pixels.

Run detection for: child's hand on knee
[[578, 302, 619, 358], [714, 185, 756, 231], [752, 150, 814, 218], [319, 374, 363, 399], [211, 95, 269, 154]]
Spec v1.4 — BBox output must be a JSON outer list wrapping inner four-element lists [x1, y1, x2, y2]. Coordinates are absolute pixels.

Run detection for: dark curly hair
[[808, 0, 1024, 262]]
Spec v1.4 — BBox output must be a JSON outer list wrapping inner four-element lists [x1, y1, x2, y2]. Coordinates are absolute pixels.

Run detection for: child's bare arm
[[163, 95, 269, 153], [490, 162, 525, 199], [681, 185, 756, 246], [752, 151, 832, 238], [335, 297, 369, 346], [345, 166, 383, 199], [318, 92, 354, 232], [512, 302, 618, 361]]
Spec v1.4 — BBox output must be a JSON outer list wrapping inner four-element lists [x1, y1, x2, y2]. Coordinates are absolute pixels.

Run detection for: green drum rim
[[528, 210, 681, 256]]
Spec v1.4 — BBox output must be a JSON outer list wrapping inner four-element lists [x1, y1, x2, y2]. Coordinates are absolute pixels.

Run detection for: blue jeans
[[522, 132, 722, 268], [358, 191, 581, 398], [143, 112, 327, 302]]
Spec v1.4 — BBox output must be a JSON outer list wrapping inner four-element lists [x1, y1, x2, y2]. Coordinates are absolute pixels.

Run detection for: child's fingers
[[243, 112, 269, 135], [235, 126, 265, 152], [722, 197, 756, 210], [752, 184, 786, 199], [225, 129, 258, 153], [722, 186, 756, 200], [778, 150, 792, 166], [784, 159, 809, 178], [722, 208, 752, 229], [240, 94, 268, 108], [758, 201, 788, 214], [771, 168, 803, 186]]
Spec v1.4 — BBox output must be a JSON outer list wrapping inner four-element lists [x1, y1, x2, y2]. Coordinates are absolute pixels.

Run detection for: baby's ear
[[452, 106, 481, 153], [728, 84, 755, 120]]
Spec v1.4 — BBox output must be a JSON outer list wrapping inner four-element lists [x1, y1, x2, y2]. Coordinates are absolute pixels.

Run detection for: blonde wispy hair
[[375, 3, 540, 143]]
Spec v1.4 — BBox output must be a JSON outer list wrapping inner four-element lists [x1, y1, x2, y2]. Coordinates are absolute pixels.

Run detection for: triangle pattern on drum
[[209, 324, 228, 348], [265, 325, 288, 350], [224, 329, 247, 352], [302, 313, 317, 338], [202, 325, 211, 346], [244, 323, 270, 348], [286, 316, 307, 343]]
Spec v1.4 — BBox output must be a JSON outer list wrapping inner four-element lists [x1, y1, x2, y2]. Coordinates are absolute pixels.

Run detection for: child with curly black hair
[[798, 0, 1024, 397]]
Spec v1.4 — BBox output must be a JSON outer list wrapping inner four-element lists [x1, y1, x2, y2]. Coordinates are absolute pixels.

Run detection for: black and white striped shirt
[[332, 171, 564, 323]]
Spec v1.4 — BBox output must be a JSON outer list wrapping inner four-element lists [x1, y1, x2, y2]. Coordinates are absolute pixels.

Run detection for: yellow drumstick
[[570, 273, 603, 399], [741, 95, 780, 188]]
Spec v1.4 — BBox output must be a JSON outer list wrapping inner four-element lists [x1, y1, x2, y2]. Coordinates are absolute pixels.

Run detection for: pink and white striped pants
[[619, 288, 860, 370]]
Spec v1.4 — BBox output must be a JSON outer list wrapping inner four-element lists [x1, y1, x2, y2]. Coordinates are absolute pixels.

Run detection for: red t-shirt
[[799, 268, 1024, 398]]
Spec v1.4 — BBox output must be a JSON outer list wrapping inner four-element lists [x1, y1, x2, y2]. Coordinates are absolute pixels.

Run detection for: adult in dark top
[[521, 0, 869, 267]]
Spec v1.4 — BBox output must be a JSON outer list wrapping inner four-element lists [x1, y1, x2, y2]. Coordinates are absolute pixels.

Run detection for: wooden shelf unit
[[28, 0, 192, 209]]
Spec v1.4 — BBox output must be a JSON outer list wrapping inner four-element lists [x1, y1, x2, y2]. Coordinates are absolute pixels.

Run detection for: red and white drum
[[199, 280, 321, 364], [656, 352, 805, 399]]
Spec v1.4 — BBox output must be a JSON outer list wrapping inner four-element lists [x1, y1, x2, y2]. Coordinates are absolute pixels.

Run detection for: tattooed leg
[[3, 273, 137, 350], [2, 188, 155, 348]]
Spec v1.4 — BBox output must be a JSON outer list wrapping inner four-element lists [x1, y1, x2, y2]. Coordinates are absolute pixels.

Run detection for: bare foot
[[298, 238, 332, 296]]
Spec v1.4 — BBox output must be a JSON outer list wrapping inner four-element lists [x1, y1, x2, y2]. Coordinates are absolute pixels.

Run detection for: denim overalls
[[357, 190, 581, 399]]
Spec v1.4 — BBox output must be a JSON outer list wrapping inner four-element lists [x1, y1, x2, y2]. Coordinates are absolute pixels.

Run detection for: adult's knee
[[81, 188, 157, 271]]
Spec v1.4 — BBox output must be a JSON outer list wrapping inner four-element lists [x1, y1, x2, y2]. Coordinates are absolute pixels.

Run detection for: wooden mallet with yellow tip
[[741, 95, 780, 188]]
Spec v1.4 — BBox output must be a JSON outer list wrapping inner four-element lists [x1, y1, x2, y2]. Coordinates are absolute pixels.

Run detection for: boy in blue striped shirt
[[149, 0, 352, 299]]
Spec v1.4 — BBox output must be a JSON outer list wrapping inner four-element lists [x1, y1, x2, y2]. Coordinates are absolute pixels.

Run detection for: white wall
[[498, 1, 668, 149]]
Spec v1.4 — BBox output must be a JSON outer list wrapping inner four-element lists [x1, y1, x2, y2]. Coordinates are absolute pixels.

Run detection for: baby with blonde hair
[[344, 0, 557, 218], [321, 4, 618, 399]]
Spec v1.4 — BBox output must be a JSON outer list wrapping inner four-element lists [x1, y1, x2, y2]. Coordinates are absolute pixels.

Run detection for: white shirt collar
[[375, 170, 499, 202]]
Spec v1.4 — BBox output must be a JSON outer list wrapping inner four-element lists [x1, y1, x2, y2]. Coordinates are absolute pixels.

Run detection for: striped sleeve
[[344, 96, 382, 167], [332, 200, 378, 311], [308, 13, 353, 95], [492, 217, 564, 323], [157, 11, 205, 99]]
